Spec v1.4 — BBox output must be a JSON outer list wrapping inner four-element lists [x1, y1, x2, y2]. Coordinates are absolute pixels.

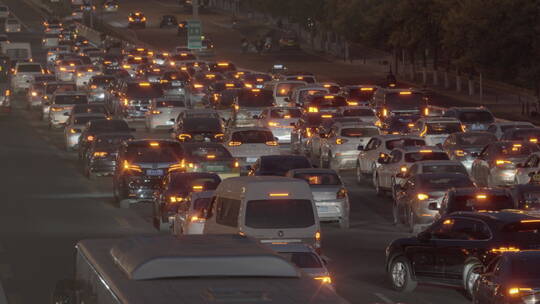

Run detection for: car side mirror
[[428, 202, 439, 211], [357, 145, 364, 151]]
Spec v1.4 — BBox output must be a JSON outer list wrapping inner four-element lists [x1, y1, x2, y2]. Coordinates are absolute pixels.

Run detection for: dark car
[[510, 184, 540, 211], [113, 140, 184, 208], [115, 82, 164, 119], [207, 61, 237, 73], [443, 107, 495, 132], [303, 94, 348, 114], [77, 119, 134, 160], [438, 187, 515, 219], [71, 103, 109, 116], [152, 172, 221, 230], [248, 155, 313, 176], [381, 113, 422, 135], [128, 12, 146, 29], [290, 112, 333, 154], [179, 142, 240, 179], [159, 15, 178, 28], [83, 134, 134, 178], [442, 131, 497, 173], [385, 211, 540, 296], [174, 116, 224, 143], [473, 250, 540, 304], [394, 173, 474, 233], [501, 127, 540, 144]]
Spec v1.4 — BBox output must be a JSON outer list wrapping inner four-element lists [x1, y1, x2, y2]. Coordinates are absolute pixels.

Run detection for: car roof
[[415, 160, 464, 166], [418, 117, 461, 123], [448, 211, 539, 223], [260, 155, 309, 161], [170, 171, 220, 179], [447, 107, 491, 112], [127, 139, 179, 145], [376, 134, 424, 141], [229, 126, 272, 132], [450, 187, 510, 195], [181, 142, 227, 149], [287, 168, 338, 175], [454, 131, 494, 137], [54, 91, 87, 96], [334, 121, 377, 128], [397, 145, 443, 152]]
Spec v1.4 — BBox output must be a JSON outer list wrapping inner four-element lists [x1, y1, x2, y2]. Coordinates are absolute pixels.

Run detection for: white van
[[203, 176, 321, 250]]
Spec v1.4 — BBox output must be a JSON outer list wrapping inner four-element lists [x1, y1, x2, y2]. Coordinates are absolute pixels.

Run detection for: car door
[[433, 217, 492, 282], [396, 178, 415, 222], [472, 146, 490, 185], [405, 219, 446, 279], [517, 155, 538, 184], [359, 138, 377, 172], [320, 127, 337, 158], [381, 150, 402, 188]]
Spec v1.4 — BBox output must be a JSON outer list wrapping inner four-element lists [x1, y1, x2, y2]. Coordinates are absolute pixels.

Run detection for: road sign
[[187, 20, 202, 50]]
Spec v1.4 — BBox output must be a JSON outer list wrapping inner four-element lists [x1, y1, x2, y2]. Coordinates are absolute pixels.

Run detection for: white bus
[[52, 235, 348, 304]]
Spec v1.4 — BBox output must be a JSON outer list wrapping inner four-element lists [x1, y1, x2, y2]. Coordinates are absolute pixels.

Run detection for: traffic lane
[[100, 0, 387, 84], [0, 97, 159, 303], [323, 171, 470, 304]]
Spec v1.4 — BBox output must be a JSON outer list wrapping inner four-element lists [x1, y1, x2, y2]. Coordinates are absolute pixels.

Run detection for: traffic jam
[[3, 1, 540, 303]]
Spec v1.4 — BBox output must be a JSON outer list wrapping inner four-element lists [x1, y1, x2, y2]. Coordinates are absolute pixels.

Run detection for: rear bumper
[[89, 159, 116, 175], [315, 200, 348, 221]]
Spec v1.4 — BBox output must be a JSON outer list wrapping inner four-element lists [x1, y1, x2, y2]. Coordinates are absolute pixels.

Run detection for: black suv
[[83, 134, 134, 179], [437, 187, 515, 219], [386, 211, 540, 296], [77, 119, 134, 161], [152, 172, 221, 231], [248, 155, 312, 176], [113, 140, 183, 208]]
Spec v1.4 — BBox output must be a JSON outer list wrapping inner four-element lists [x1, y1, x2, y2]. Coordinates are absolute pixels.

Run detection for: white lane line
[[373, 292, 394, 304], [0, 282, 7, 304]]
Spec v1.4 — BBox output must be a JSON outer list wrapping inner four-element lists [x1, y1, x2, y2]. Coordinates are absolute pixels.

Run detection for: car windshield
[[193, 197, 212, 211], [237, 90, 274, 107], [17, 64, 42, 73], [245, 199, 315, 229], [342, 108, 374, 117], [156, 99, 185, 107], [385, 92, 424, 109], [405, 152, 449, 162], [501, 125, 534, 133], [425, 122, 462, 135], [279, 252, 322, 269], [54, 95, 88, 105], [126, 83, 163, 99], [458, 111, 494, 123], [341, 127, 379, 137], [270, 108, 302, 119], [260, 157, 312, 175], [231, 131, 274, 143], [90, 77, 114, 85], [183, 118, 221, 132], [74, 116, 103, 125], [496, 144, 538, 156], [420, 175, 472, 190], [46, 84, 76, 94], [95, 136, 133, 148], [448, 194, 514, 213], [348, 88, 375, 101], [126, 143, 181, 163], [294, 173, 341, 186], [422, 164, 467, 175], [185, 145, 232, 160], [508, 129, 540, 141], [385, 139, 425, 150], [276, 83, 305, 97], [457, 133, 496, 146], [89, 120, 130, 132]]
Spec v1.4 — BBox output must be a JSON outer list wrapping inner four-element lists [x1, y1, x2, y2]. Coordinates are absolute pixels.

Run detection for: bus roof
[[77, 235, 348, 304]]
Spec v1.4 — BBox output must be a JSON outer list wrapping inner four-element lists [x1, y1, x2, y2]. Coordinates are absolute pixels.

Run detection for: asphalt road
[[0, 0, 469, 303]]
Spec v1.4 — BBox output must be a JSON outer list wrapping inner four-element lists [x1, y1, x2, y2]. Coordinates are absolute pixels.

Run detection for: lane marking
[[0, 282, 7, 304], [374, 293, 394, 304]]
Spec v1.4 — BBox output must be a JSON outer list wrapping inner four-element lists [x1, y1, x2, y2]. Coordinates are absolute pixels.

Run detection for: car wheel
[[464, 262, 482, 299], [389, 257, 417, 292], [356, 162, 363, 184], [374, 173, 384, 196], [339, 216, 349, 229]]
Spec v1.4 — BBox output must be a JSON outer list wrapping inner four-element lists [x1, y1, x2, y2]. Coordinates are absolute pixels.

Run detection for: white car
[[514, 152, 540, 185], [270, 80, 308, 106], [11, 62, 44, 92], [256, 107, 302, 143], [373, 146, 449, 196], [64, 113, 107, 150], [335, 106, 380, 125], [486, 121, 535, 140], [74, 65, 101, 89], [288, 84, 328, 107], [171, 191, 213, 235], [411, 117, 464, 146], [48, 92, 88, 128], [146, 97, 187, 132], [55, 59, 82, 82], [394, 160, 469, 195], [5, 19, 21, 33], [223, 127, 280, 169], [319, 122, 381, 170], [355, 135, 426, 184]]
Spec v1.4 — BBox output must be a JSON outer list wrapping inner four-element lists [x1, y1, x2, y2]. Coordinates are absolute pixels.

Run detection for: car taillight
[[93, 151, 107, 157], [233, 161, 239, 168], [335, 138, 348, 145], [417, 193, 429, 200], [228, 141, 242, 146], [265, 141, 278, 146], [123, 160, 142, 172], [314, 276, 332, 284], [337, 188, 347, 199], [178, 134, 192, 141], [454, 150, 466, 157]]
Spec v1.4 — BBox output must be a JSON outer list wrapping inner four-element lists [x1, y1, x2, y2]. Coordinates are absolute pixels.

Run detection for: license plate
[[317, 206, 329, 212], [172, 81, 182, 86], [207, 165, 225, 172], [146, 169, 163, 176], [246, 157, 257, 163]]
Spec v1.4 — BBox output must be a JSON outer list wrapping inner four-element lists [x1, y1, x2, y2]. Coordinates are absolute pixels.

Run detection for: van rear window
[[245, 199, 315, 229]]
